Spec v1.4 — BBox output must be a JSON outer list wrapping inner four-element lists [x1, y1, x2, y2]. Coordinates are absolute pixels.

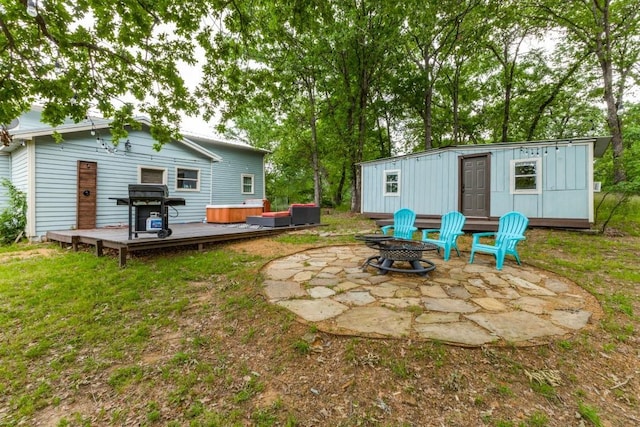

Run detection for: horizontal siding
[[0, 154, 10, 207], [33, 131, 216, 236], [10, 147, 28, 191], [208, 145, 265, 204]]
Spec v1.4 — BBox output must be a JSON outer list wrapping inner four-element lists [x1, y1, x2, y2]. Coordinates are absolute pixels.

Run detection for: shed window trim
[[384, 169, 400, 196], [138, 166, 167, 185], [175, 167, 200, 191], [241, 174, 255, 195], [510, 158, 541, 194]]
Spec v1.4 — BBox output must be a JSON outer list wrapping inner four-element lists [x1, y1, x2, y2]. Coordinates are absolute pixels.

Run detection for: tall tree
[[0, 0, 219, 144], [532, 0, 640, 183], [483, 2, 544, 142], [392, 0, 476, 150]]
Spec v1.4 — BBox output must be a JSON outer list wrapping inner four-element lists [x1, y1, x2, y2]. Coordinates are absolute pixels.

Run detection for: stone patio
[[261, 245, 603, 347]]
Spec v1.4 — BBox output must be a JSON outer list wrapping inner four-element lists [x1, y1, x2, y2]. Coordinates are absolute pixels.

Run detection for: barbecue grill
[[111, 184, 186, 240]]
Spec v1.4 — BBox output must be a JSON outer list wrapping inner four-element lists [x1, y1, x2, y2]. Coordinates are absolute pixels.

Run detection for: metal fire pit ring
[[379, 247, 424, 261], [354, 233, 394, 247], [362, 239, 438, 277]]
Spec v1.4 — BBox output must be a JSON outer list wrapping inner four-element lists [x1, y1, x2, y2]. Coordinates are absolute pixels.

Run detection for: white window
[[384, 170, 400, 196], [511, 158, 541, 194], [176, 167, 200, 191], [241, 174, 254, 194], [139, 166, 167, 184]]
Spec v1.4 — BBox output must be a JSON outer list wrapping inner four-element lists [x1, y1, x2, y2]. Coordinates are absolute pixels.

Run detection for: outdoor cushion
[[261, 211, 290, 218]]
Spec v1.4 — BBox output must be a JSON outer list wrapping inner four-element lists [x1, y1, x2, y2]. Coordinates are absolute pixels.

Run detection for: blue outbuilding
[[359, 137, 611, 230]]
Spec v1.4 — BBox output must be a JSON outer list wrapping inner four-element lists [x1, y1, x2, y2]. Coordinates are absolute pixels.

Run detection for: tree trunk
[[424, 88, 434, 150], [526, 57, 585, 140], [595, 0, 626, 183], [334, 162, 346, 207], [452, 66, 461, 145], [306, 82, 322, 206]]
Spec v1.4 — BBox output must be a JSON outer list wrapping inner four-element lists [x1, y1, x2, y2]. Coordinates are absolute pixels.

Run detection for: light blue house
[[0, 107, 269, 241], [360, 137, 611, 229]]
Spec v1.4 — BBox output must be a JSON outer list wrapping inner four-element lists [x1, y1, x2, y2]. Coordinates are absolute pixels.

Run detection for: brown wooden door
[[460, 154, 490, 217], [77, 161, 97, 229]]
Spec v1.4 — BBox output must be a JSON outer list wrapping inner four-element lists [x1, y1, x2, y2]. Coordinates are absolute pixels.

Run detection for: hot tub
[[206, 204, 264, 223]]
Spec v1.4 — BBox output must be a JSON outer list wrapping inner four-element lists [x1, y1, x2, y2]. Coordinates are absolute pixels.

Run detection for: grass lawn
[[0, 204, 638, 426]]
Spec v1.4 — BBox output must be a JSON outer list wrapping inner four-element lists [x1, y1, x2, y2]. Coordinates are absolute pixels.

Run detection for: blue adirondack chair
[[421, 211, 466, 261], [469, 211, 529, 270], [381, 208, 417, 240]]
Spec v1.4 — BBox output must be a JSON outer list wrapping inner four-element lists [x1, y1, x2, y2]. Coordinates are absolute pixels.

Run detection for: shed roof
[[358, 136, 612, 165]]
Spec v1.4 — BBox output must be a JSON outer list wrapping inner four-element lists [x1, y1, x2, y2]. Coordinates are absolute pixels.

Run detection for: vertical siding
[[361, 142, 592, 220], [541, 144, 589, 218], [362, 151, 458, 215]]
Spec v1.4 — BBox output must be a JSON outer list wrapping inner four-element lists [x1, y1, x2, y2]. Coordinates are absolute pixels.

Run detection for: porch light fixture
[[26, 0, 38, 17], [124, 139, 132, 151]]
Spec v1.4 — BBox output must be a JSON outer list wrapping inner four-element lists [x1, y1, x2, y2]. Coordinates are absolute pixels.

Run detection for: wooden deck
[[46, 222, 313, 267]]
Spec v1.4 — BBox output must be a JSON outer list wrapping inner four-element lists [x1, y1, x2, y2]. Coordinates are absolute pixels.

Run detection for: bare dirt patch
[[18, 228, 640, 426], [0, 247, 58, 263], [224, 233, 323, 258]]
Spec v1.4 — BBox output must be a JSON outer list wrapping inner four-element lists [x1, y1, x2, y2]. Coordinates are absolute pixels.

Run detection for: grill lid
[[128, 184, 169, 199]]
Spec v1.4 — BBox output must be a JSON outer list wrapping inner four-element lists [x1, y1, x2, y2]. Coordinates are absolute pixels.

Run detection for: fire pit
[[354, 233, 395, 267], [360, 238, 437, 276]]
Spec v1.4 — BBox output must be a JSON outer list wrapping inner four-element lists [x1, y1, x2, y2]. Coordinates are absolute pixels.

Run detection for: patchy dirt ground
[[0, 247, 57, 263], [17, 226, 640, 426]]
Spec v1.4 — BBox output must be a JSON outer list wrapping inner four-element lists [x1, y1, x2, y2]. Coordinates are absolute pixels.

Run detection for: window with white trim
[[241, 174, 254, 194], [139, 166, 166, 184], [176, 167, 200, 190], [384, 170, 400, 196], [510, 158, 541, 194]]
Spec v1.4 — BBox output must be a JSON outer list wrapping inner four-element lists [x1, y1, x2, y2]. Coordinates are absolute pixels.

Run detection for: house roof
[[358, 136, 612, 165], [1, 114, 269, 159]]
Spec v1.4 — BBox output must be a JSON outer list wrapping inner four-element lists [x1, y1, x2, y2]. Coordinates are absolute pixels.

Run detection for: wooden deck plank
[[46, 222, 313, 267]]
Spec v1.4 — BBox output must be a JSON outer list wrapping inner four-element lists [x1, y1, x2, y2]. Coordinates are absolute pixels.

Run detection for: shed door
[[77, 161, 97, 229], [460, 154, 489, 217]]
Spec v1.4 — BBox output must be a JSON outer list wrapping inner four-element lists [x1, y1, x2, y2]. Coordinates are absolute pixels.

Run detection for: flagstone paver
[[261, 245, 603, 346], [334, 307, 412, 338]]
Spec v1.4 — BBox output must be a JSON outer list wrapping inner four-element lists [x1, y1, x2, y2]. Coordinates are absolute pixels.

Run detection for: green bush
[[0, 178, 27, 244]]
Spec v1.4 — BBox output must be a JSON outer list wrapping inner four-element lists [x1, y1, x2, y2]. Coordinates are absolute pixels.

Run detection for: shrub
[[0, 178, 27, 244]]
